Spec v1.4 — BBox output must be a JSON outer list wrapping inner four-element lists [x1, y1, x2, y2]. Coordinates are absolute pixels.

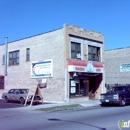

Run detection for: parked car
[[2, 88, 43, 104], [100, 86, 130, 106]]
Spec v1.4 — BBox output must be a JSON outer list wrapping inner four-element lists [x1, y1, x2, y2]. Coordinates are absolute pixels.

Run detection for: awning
[[68, 59, 104, 73]]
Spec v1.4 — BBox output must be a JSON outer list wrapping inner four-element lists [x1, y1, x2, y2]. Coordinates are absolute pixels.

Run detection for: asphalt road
[[0, 104, 130, 130], [0, 99, 24, 109], [0, 99, 43, 109]]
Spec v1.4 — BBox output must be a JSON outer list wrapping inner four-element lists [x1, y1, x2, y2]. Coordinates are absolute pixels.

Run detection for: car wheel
[[20, 97, 25, 104], [5, 96, 9, 103], [101, 103, 107, 107], [119, 98, 126, 106]]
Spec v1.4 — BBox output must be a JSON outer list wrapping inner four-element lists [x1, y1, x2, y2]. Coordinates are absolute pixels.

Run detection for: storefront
[[0, 24, 104, 102], [68, 59, 103, 99]]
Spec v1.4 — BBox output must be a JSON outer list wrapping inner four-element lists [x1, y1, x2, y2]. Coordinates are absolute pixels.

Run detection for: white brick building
[[0, 24, 105, 102]]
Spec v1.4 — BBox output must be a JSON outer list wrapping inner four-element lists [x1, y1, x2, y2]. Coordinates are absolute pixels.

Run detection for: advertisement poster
[[71, 87, 76, 93], [31, 59, 53, 78], [120, 63, 130, 72], [71, 80, 76, 86]]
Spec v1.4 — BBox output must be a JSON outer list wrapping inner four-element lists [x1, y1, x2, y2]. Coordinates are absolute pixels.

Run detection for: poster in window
[[71, 80, 76, 86], [71, 87, 76, 93]]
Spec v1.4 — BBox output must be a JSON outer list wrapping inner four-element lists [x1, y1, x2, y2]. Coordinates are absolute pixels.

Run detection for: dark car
[[100, 86, 130, 106]]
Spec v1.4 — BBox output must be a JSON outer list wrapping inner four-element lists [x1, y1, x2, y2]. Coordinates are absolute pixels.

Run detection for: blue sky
[[0, 0, 130, 50]]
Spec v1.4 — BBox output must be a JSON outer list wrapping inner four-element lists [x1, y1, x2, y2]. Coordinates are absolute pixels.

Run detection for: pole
[[4, 37, 8, 76]]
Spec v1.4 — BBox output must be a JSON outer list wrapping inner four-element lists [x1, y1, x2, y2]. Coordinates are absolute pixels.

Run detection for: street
[[0, 99, 23, 109], [0, 102, 130, 130]]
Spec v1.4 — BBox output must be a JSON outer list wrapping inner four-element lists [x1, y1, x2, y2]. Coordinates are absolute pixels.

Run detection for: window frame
[[71, 42, 81, 60], [88, 45, 100, 61], [26, 48, 30, 61], [0, 76, 4, 89], [9, 50, 19, 65], [2, 54, 5, 65]]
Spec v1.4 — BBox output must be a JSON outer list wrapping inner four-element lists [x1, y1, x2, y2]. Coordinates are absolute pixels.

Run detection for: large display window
[[70, 79, 89, 98]]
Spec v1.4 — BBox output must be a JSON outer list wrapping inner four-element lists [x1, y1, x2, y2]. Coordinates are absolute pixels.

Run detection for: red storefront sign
[[68, 59, 103, 73]]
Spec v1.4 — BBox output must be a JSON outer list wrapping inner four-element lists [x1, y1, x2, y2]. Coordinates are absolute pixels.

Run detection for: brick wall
[[105, 47, 130, 84], [0, 28, 66, 102]]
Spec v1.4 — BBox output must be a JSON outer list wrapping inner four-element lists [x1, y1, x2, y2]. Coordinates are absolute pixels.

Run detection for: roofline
[[105, 46, 130, 51], [0, 27, 62, 46]]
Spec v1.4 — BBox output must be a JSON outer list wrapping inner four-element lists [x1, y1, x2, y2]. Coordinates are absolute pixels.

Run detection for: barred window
[[26, 48, 30, 61], [9, 50, 19, 65]]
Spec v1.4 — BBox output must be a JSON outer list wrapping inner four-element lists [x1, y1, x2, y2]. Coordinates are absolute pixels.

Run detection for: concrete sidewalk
[[23, 99, 101, 111]]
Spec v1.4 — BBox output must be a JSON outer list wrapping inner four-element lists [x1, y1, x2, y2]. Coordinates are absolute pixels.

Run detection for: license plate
[[105, 100, 109, 102]]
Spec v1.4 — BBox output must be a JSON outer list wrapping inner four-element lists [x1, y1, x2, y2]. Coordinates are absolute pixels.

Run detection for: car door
[[8, 89, 15, 100], [13, 89, 21, 101]]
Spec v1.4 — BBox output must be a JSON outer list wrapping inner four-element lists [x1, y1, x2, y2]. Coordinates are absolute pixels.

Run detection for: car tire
[[20, 97, 25, 104], [119, 98, 126, 106], [101, 103, 107, 107], [5, 96, 9, 103]]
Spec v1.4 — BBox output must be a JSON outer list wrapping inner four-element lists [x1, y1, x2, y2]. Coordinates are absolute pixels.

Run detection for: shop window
[[70, 79, 89, 98], [9, 50, 19, 65], [88, 45, 100, 61], [71, 42, 81, 60], [26, 48, 30, 61]]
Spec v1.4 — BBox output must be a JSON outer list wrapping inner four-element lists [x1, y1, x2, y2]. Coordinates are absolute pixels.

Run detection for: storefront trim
[[68, 60, 103, 73]]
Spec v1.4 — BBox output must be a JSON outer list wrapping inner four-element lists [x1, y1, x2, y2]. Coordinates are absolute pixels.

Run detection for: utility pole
[[4, 37, 8, 76]]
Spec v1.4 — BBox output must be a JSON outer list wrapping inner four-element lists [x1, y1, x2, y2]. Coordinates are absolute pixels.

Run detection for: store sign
[[120, 63, 130, 72], [31, 59, 53, 78], [75, 67, 85, 71], [68, 60, 103, 73], [86, 61, 94, 72]]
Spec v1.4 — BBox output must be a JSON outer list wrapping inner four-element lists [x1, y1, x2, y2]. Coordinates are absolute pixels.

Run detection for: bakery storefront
[[68, 59, 104, 99]]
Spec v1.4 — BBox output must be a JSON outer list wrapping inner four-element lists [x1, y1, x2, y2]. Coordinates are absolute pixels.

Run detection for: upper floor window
[[71, 42, 81, 60], [26, 48, 30, 61], [9, 50, 19, 65], [2, 55, 5, 65], [88, 45, 100, 61]]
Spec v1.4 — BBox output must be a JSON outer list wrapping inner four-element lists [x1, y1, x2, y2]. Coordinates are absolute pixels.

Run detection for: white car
[[2, 88, 43, 104]]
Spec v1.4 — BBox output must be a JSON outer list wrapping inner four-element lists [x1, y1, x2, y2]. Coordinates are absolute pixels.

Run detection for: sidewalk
[[23, 99, 101, 111]]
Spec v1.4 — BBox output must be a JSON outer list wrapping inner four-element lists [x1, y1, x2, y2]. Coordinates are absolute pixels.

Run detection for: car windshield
[[109, 87, 126, 92]]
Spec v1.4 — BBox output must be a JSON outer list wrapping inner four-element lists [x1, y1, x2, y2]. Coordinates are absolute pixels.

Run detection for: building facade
[[105, 47, 130, 85], [0, 24, 105, 102]]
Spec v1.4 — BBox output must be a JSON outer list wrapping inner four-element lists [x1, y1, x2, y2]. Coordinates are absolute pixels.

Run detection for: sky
[[0, 0, 130, 50]]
